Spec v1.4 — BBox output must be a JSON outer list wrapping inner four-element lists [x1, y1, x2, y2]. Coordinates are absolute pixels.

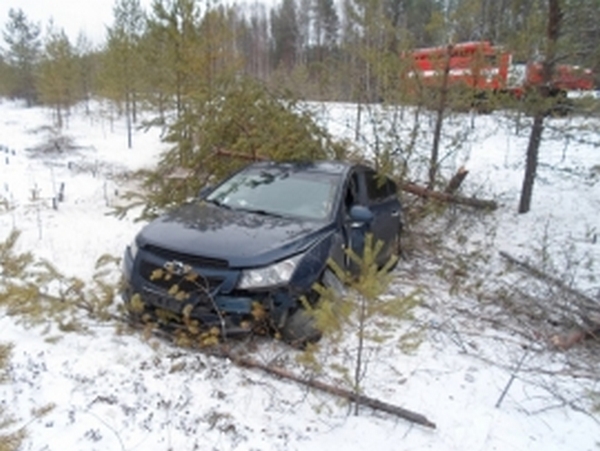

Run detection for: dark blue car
[[122, 160, 402, 345]]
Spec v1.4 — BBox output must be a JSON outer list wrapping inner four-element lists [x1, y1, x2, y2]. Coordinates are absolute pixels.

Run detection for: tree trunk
[[518, 0, 562, 214], [518, 113, 543, 213], [354, 294, 366, 416], [355, 102, 362, 141], [126, 93, 133, 150], [234, 354, 436, 428], [428, 45, 452, 190], [402, 182, 497, 210], [132, 90, 137, 124], [445, 166, 469, 194]]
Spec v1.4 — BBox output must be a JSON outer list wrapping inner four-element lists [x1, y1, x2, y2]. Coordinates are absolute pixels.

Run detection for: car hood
[[137, 202, 334, 268]]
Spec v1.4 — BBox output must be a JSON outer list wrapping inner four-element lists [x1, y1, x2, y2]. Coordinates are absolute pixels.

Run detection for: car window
[[206, 168, 340, 221], [364, 169, 396, 202]]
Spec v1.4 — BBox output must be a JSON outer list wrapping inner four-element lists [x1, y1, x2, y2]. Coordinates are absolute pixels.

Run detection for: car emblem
[[163, 260, 191, 276]]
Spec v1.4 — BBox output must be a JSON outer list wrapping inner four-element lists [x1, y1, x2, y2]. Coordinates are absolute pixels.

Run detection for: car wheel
[[386, 228, 402, 271], [280, 268, 344, 348], [321, 267, 346, 296], [280, 307, 322, 348]]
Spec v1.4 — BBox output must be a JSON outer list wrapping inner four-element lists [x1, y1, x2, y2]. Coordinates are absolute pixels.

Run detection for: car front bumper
[[122, 245, 301, 334]]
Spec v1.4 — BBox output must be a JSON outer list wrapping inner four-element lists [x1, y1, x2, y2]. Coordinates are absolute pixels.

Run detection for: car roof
[[247, 160, 355, 176]]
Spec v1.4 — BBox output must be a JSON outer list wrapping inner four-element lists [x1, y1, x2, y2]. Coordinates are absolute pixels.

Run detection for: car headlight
[[237, 253, 304, 289], [129, 239, 139, 260]]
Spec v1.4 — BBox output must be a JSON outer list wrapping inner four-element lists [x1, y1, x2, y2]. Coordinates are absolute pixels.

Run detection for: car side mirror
[[198, 185, 213, 199], [348, 205, 373, 227]]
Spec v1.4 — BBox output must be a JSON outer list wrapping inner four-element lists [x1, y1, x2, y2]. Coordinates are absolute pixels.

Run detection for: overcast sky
[[0, 0, 154, 47]]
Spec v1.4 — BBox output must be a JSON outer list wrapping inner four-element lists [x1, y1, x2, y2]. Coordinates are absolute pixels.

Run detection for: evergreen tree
[[341, 0, 379, 103], [137, 11, 172, 121], [0, 341, 26, 451], [0, 55, 11, 96], [561, 0, 600, 80], [196, 6, 243, 97], [145, 0, 205, 118], [74, 32, 98, 114], [271, 0, 299, 71], [101, 0, 146, 148], [518, 0, 563, 214], [36, 27, 77, 128], [301, 234, 420, 415], [407, 0, 445, 46], [137, 0, 243, 173], [309, 0, 341, 97], [296, 0, 311, 67], [115, 78, 345, 220], [236, 4, 271, 80], [1, 8, 41, 105], [140, 0, 241, 121], [314, 0, 339, 51]]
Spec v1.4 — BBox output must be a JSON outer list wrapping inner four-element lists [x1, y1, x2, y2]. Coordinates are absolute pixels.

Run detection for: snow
[[1, 97, 599, 450]]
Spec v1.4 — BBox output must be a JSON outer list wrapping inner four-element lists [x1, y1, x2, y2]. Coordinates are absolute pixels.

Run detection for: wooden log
[[402, 182, 497, 210], [233, 354, 437, 429], [444, 166, 469, 194], [124, 313, 436, 428]]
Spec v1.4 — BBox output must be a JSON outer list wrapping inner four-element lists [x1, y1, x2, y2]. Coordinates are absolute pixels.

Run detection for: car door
[[361, 168, 402, 265], [335, 169, 367, 273]]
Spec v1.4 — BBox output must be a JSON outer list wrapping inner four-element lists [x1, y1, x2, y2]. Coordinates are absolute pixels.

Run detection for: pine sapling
[[303, 233, 422, 415]]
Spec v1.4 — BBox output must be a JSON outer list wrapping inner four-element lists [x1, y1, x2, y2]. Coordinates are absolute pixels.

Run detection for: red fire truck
[[405, 41, 594, 99]]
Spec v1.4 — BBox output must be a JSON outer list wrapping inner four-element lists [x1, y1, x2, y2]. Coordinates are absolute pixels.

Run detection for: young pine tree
[[304, 233, 421, 415]]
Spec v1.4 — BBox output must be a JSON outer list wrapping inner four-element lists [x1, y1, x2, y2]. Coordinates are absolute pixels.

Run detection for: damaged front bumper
[[122, 246, 301, 336]]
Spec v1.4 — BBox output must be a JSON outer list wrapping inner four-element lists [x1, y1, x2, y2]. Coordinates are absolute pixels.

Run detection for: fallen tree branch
[[231, 354, 436, 429], [499, 251, 600, 349], [495, 349, 528, 408], [124, 316, 435, 429], [445, 167, 469, 194], [214, 148, 267, 162], [402, 182, 497, 210], [499, 251, 600, 316]]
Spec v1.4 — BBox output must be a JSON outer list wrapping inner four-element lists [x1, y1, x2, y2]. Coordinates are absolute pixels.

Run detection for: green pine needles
[[113, 78, 347, 221], [0, 230, 121, 331], [302, 233, 422, 414], [0, 343, 26, 451]]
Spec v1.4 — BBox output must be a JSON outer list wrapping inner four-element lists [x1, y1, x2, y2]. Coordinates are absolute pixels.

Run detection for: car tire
[[280, 268, 344, 348], [321, 267, 346, 296], [280, 307, 322, 348], [388, 231, 401, 270]]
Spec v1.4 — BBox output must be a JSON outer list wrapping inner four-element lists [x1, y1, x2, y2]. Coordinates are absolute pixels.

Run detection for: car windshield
[[206, 167, 339, 221]]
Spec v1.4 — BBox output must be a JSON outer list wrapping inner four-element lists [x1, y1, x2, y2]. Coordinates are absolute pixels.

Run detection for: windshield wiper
[[206, 198, 232, 209], [238, 207, 286, 218]]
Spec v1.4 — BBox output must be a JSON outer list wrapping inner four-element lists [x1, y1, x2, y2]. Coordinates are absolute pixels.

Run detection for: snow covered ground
[[1, 98, 599, 450]]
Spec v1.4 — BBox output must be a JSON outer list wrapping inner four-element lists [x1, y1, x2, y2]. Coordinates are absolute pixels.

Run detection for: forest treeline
[[1, 0, 599, 214], [1, 0, 599, 119]]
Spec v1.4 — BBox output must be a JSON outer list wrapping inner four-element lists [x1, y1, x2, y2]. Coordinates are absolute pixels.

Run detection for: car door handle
[[391, 210, 400, 217]]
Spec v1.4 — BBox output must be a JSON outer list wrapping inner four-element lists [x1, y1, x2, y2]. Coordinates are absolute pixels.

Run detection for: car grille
[[139, 260, 223, 296], [144, 244, 229, 269]]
